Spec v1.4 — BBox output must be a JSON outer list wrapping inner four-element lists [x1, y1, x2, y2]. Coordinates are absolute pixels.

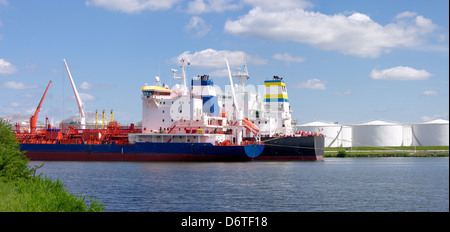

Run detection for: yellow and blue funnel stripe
[[264, 80, 286, 87], [264, 94, 289, 102], [264, 80, 288, 102]]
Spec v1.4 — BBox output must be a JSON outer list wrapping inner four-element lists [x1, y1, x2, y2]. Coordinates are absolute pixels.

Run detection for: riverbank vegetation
[[325, 146, 449, 158], [0, 120, 104, 212]]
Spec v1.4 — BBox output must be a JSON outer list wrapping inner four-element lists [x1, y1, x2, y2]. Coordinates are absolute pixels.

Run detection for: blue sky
[[0, 0, 448, 125]]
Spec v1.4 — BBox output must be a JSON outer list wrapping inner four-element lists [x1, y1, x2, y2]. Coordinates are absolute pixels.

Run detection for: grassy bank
[[0, 119, 104, 212], [324, 146, 449, 158], [0, 177, 104, 212]]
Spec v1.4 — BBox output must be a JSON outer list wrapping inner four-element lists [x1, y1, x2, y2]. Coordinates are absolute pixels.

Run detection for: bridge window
[[143, 91, 153, 97]]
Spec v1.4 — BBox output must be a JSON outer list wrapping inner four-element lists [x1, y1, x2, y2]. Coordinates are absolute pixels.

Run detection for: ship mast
[[63, 59, 86, 129], [232, 58, 249, 91], [172, 58, 189, 95]]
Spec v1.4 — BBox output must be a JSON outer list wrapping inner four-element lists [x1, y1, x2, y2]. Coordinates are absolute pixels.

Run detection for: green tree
[[0, 119, 33, 180]]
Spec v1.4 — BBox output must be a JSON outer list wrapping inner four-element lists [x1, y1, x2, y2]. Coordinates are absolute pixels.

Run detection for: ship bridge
[[141, 86, 172, 98]]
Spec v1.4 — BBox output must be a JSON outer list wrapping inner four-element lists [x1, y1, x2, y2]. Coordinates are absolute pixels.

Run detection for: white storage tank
[[412, 119, 449, 146], [341, 125, 353, 147], [352, 120, 403, 147], [297, 121, 345, 147], [402, 124, 413, 147]]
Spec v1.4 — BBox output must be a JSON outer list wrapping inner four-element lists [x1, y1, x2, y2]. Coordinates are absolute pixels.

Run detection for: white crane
[[225, 58, 243, 145], [63, 59, 86, 129]]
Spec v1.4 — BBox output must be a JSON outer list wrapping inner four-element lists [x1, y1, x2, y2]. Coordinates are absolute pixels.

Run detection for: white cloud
[[185, 16, 211, 38], [85, 0, 180, 13], [80, 81, 93, 90], [0, 59, 18, 75], [79, 92, 96, 101], [272, 53, 305, 63], [295, 78, 327, 90], [369, 66, 433, 81], [0, 81, 37, 90], [224, 7, 438, 58], [395, 11, 417, 19], [186, 0, 241, 14], [422, 90, 438, 96], [173, 48, 268, 68]]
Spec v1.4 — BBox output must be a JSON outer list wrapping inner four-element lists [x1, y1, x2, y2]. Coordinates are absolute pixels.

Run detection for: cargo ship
[[14, 58, 323, 161]]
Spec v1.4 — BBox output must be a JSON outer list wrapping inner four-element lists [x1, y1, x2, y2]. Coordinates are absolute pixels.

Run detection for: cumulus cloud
[[224, 6, 438, 58], [79, 92, 96, 101], [173, 48, 268, 68], [369, 66, 433, 81], [0, 81, 37, 90], [295, 78, 327, 90], [80, 81, 93, 90], [186, 0, 242, 14], [422, 90, 438, 96], [85, 0, 180, 13], [185, 16, 211, 38], [0, 59, 18, 75], [272, 53, 305, 63]]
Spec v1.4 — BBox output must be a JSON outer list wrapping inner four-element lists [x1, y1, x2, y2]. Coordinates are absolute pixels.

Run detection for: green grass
[[0, 177, 104, 212]]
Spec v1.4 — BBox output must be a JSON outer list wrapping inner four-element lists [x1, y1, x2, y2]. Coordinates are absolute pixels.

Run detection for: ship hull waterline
[[20, 136, 324, 162], [20, 142, 264, 162]]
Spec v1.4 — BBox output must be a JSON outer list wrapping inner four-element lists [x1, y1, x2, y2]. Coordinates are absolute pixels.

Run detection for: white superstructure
[[129, 59, 261, 146]]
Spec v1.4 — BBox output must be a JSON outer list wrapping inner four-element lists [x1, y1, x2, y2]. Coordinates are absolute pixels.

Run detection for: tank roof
[[354, 120, 400, 126], [418, 119, 449, 125]]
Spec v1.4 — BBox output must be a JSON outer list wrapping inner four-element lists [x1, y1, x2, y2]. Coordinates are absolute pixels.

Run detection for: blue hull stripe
[[20, 143, 264, 158]]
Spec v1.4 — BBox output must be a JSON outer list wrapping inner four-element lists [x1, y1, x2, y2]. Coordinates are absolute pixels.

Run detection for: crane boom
[[225, 58, 243, 145], [225, 59, 240, 116], [63, 59, 86, 129], [30, 80, 52, 133]]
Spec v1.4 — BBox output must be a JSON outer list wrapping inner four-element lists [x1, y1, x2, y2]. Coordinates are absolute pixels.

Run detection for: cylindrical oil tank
[[412, 119, 449, 146], [352, 120, 403, 147]]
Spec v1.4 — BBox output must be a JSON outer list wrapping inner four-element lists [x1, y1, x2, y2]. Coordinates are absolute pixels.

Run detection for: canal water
[[31, 157, 449, 212]]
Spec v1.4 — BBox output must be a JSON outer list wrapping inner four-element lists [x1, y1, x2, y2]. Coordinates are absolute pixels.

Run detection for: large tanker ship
[[14, 58, 323, 161]]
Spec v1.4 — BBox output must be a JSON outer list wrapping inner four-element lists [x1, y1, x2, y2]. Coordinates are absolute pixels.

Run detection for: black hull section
[[256, 136, 324, 161]]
